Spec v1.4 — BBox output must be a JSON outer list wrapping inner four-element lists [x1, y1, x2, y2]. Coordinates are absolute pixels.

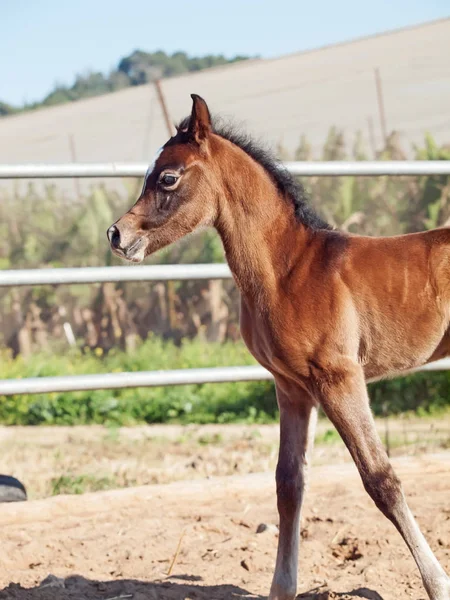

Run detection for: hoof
[[269, 583, 296, 600], [438, 577, 450, 600], [425, 576, 450, 600], [0, 475, 27, 502]]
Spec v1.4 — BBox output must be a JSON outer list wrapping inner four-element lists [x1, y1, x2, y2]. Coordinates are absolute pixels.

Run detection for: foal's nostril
[[108, 225, 121, 250]]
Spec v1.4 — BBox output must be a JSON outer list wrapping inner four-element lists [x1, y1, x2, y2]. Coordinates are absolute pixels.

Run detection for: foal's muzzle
[[107, 223, 146, 262]]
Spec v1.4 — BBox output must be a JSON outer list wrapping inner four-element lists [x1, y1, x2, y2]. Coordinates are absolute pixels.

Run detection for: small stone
[[256, 523, 278, 534], [240, 558, 252, 571]]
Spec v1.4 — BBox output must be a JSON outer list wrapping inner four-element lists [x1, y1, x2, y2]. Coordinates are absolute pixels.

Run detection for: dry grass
[[0, 416, 448, 500]]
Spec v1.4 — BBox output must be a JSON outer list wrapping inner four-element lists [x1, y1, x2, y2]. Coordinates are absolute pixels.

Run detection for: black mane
[[178, 116, 330, 230]]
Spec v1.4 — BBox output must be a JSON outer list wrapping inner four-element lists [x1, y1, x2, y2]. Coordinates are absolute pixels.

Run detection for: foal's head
[[107, 94, 219, 262], [108, 94, 329, 263]]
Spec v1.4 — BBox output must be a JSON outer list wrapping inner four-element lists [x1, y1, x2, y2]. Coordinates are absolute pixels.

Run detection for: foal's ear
[[188, 94, 212, 144]]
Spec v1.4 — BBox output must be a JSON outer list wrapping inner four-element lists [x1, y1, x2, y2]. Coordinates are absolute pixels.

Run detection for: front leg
[[269, 380, 317, 600]]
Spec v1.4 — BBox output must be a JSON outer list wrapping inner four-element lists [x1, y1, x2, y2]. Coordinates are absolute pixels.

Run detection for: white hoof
[[268, 583, 296, 600], [425, 576, 450, 600]]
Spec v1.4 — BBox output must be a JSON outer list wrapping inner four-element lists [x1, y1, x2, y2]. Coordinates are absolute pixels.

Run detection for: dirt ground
[[0, 440, 449, 600], [0, 417, 448, 500]]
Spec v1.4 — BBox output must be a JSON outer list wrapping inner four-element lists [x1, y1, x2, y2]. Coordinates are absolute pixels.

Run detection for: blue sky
[[2, 0, 449, 106]]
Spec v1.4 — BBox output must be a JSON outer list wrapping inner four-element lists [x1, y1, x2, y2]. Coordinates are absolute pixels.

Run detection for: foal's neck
[[213, 139, 310, 307]]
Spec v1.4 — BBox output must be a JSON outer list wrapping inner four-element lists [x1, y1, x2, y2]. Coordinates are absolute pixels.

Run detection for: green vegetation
[[298, 131, 450, 236], [1, 338, 450, 426], [0, 50, 251, 116], [0, 101, 17, 116], [316, 428, 341, 444], [51, 473, 117, 496], [0, 338, 276, 425]]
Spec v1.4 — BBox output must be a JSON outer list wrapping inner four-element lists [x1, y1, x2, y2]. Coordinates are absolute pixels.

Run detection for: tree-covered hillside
[[0, 50, 251, 116]]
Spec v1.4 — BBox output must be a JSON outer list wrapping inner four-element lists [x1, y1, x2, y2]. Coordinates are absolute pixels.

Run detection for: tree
[[118, 50, 164, 85], [0, 101, 17, 116], [1, 51, 250, 118]]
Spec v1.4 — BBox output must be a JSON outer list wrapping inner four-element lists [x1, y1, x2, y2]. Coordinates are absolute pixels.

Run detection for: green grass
[[316, 428, 341, 444], [51, 474, 118, 496], [0, 337, 277, 425], [1, 336, 450, 426], [197, 433, 224, 445]]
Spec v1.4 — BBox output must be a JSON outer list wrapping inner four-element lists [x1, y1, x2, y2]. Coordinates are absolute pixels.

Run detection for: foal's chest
[[239, 297, 308, 382], [239, 299, 275, 371]]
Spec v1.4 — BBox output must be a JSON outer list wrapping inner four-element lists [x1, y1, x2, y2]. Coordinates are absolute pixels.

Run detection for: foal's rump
[[345, 228, 450, 379]]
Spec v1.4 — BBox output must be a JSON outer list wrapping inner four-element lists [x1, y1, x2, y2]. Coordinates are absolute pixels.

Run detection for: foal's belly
[[361, 319, 450, 382], [426, 327, 450, 363]]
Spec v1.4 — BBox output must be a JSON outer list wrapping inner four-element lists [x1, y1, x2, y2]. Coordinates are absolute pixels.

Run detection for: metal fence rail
[[1, 360, 450, 396], [1, 161, 450, 179], [0, 264, 233, 287], [0, 366, 273, 395]]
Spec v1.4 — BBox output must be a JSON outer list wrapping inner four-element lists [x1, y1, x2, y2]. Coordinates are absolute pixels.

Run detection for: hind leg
[[316, 359, 449, 600]]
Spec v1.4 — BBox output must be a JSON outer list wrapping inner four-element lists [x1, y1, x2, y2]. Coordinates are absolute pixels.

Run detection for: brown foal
[[108, 95, 450, 600]]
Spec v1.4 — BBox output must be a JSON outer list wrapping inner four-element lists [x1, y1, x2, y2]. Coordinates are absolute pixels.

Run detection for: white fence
[[0, 264, 232, 287], [1, 161, 450, 179], [0, 160, 449, 396]]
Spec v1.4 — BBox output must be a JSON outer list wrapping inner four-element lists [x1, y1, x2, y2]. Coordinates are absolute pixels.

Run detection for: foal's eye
[[160, 174, 178, 187]]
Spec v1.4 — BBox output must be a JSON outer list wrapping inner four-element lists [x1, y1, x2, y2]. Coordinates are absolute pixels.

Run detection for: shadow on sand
[[297, 586, 384, 599], [0, 575, 385, 600]]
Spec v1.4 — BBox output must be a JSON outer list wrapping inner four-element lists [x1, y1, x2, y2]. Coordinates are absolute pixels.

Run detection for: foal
[[108, 95, 450, 600]]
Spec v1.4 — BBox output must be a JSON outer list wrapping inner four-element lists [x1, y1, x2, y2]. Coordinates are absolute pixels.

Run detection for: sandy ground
[[0, 450, 449, 600], [0, 418, 448, 500]]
